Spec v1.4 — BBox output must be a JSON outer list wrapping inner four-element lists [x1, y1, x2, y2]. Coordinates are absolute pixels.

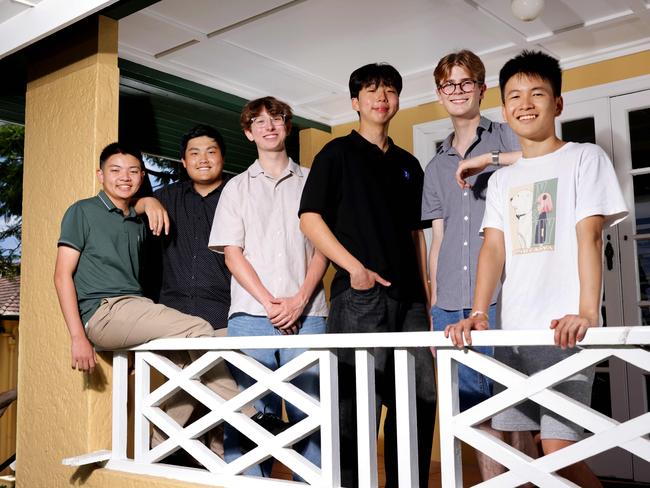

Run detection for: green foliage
[[0, 125, 23, 218], [144, 154, 181, 187], [0, 124, 23, 276]]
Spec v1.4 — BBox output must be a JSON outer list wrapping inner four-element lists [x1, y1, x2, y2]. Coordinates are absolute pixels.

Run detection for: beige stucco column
[[16, 14, 119, 487], [17, 15, 221, 487]]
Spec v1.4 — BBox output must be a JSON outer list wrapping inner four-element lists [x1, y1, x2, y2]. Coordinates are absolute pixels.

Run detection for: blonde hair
[[433, 50, 486, 86]]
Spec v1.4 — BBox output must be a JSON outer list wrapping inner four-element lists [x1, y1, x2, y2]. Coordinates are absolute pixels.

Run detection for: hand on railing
[[550, 314, 597, 349], [444, 313, 489, 347]]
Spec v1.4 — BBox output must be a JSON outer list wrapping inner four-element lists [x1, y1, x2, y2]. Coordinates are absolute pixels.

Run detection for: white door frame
[[610, 89, 650, 482]]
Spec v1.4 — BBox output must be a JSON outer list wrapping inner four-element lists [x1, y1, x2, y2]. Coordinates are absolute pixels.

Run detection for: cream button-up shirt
[[208, 158, 328, 318]]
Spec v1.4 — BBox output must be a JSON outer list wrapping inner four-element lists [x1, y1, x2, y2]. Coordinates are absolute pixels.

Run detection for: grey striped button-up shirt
[[421, 117, 519, 310]]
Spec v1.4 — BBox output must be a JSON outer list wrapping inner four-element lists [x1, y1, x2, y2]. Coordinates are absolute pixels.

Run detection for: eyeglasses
[[438, 79, 478, 96], [250, 114, 286, 128]]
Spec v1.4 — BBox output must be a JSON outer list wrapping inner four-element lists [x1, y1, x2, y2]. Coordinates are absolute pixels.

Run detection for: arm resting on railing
[[550, 215, 604, 348]]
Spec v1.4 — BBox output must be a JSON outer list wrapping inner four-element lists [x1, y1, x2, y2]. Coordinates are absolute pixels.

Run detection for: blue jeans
[[431, 304, 496, 412], [225, 314, 325, 478]]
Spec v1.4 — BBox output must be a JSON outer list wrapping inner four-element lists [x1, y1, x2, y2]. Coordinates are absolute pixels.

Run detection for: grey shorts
[[491, 346, 595, 441]]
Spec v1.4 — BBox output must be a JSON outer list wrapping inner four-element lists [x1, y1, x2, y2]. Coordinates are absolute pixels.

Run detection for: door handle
[[605, 241, 614, 271]]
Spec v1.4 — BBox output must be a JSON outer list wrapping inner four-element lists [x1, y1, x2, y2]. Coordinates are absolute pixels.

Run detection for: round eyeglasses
[[250, 114, 286, 128], [438, 79, 478, 96]]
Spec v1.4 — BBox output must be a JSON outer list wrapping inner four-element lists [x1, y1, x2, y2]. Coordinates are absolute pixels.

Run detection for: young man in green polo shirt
[[54, 142, 253, 459]]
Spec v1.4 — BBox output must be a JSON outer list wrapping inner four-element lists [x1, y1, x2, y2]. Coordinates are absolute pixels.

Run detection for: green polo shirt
[[58, 191, 145, 324]]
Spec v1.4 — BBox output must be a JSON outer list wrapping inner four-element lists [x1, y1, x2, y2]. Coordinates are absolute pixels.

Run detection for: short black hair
[[99, 142, 144, 169], [349, 63, 403, 99], [180, 124, 226, 160], [499, 50, 562, 102]]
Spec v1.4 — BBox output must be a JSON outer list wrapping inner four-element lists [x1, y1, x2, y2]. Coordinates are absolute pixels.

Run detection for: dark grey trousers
[[328, 285, 436, 488]]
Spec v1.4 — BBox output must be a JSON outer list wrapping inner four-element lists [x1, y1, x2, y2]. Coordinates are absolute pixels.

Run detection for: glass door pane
[[610, 89, 650, 482]]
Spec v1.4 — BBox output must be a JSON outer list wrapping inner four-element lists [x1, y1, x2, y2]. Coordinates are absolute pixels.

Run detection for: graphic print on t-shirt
[[508, 178, 557, 254]]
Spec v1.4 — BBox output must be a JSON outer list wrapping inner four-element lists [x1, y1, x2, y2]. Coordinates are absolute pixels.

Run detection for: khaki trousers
[[86, 295, 255, 458]]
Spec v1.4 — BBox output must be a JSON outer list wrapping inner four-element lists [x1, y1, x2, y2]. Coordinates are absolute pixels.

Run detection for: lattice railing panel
[[438, 345, 650, 487]]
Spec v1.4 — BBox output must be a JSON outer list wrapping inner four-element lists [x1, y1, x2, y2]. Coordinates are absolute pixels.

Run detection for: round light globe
[[511, 0, 545, 21]]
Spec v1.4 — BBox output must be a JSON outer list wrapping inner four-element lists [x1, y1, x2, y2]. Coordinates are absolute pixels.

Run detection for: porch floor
[[271, 459, 650, 487]]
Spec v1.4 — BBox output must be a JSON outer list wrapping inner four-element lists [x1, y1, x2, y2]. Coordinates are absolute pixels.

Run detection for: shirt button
[[193, 255, 197, 259], [464, 216, 468, 221], [463, 241, 468, 246], [463, 191, 468, 196], [463, 266, 468, 271]]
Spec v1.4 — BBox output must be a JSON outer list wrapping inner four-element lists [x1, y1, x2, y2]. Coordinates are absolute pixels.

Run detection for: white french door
[[610, 90, 650, 482]]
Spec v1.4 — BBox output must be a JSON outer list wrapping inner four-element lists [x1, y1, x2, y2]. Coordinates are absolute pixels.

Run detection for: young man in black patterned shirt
[[136, 125, 247, 460]]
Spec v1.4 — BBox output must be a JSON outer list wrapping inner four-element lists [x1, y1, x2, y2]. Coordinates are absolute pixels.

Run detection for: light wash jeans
[[225, 313, 325, 479], [430, 303, 496, 412]]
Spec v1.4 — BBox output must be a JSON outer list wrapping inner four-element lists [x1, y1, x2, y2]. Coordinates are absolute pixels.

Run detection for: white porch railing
[[62, 327, 650, 488]]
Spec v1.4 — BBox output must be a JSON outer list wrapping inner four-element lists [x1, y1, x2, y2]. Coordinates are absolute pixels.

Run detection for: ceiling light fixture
[[511, 0, 545, 21]]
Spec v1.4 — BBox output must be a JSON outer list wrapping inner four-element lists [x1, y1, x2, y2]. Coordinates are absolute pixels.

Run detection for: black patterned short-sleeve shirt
[[153, 180, 231, 329]]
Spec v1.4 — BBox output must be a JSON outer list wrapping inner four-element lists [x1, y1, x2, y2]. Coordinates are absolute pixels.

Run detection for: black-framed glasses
[[438, 79, 478, 96], [250, 114, 286, 128]]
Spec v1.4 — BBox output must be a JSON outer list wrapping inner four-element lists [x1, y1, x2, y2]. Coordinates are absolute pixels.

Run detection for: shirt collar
[[349, 129, 395, 153], [247, 158, 303, 178], [181, 177, 228, 197], [97, 190, 136, 217], [439, 116, 494, 154]]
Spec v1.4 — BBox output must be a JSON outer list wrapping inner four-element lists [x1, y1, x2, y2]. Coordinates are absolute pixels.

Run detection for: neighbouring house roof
[[0, 276, 20, 317]]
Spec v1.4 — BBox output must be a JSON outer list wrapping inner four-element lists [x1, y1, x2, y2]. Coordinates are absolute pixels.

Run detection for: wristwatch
[[491, 150, 500, 166]]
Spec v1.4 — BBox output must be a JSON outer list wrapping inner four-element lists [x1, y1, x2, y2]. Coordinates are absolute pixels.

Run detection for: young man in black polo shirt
[[299, 63, 436, 488]]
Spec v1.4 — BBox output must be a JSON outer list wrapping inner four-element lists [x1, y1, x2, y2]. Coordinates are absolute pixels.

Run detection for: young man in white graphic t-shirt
[[446, 50, 627, 486]]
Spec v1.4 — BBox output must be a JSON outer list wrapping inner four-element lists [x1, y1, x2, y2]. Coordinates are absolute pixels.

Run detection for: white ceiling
[[118, 0, 650, 125], [2, 0, 650, 126]]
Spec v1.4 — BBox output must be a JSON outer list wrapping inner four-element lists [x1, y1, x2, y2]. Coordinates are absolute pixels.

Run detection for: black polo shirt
[[299, 130, 428, 302], [153, 179, 231, 329]]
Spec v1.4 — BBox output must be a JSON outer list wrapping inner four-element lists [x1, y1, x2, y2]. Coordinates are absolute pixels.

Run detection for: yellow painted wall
[[0, 318, 18, 476]]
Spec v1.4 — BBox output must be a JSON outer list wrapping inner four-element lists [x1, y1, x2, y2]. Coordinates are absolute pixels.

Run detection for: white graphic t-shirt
[[481, 142, 628, 330]]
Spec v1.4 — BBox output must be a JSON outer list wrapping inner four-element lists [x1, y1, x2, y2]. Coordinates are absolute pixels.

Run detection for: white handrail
[[125, 327, 650, 351], [61, 327, 650, 488]]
